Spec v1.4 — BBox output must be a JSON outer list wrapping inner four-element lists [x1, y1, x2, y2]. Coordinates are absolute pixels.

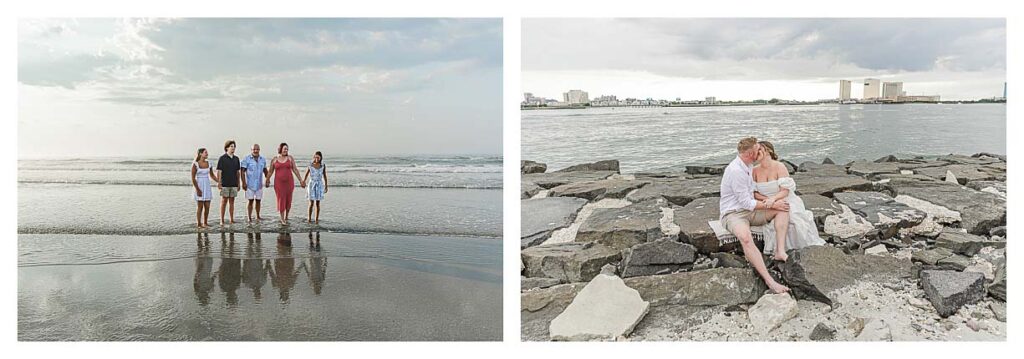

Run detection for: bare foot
[[773, 252, 789, 262], [767, 281, 791, 294], [229, 219, 235, 224], [219, 220, 225, 226], [307, 218, 312, 223]]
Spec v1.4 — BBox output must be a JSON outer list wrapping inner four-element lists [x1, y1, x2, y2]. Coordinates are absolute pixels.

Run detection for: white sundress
[[193, 161, 213, 201], [755, 177, 825, 254]]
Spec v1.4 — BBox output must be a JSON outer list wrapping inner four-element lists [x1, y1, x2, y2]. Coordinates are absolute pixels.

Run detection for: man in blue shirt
[[240, 143, 269, 222]]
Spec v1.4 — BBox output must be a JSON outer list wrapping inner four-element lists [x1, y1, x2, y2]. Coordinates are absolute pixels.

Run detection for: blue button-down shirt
[[240, 154, 267, 190]]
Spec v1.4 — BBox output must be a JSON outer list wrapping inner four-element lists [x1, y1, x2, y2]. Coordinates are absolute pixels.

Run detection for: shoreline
[[522, 102, 1006, 110]]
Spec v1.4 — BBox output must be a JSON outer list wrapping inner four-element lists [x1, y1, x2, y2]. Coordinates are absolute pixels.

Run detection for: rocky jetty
[[522, 153, 1006, 341]]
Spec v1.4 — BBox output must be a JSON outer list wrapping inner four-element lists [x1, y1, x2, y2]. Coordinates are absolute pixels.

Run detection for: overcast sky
[[523, 18, 1005, 101], [19, 18, 502, 158]]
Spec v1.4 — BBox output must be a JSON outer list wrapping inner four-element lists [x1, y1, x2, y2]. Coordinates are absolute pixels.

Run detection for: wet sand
[[19, 232, 502, 341]]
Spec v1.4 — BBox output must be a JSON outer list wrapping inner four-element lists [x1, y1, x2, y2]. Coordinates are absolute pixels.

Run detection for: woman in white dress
[[752, 141, 825, 261]]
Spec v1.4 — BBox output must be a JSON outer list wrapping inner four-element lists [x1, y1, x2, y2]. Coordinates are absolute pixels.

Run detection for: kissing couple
[[719, 137, 825, 294]]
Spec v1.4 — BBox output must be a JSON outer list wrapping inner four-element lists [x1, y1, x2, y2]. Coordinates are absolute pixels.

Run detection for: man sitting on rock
[[720, 137, 791, 294]]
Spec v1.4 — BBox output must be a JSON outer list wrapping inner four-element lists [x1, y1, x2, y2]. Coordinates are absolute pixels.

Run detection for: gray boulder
[[934, 228, 1005, 256], [911, 247, 954, 265], [801, 194, 836, 229], [521, 243, 622, 283], [522, 181, 542, 199], [523, 171, 617, 189], [915, 164, 997, 185], [521, 283, 586, 341], [936, 254, 972, 271], [989, 263, 1005, 301], [833, 192, 927, 238], [781, 246, 912, 306], [548, 179, 649, 201], [848, 161, 902, 177], [521, 160, 547, 174], [521, 197, 589, 248], [684, 164, 727, 176], [809, 322, 838, 341], [920, 270, 986, 317], [521, 276, 563, 291], [674, 197, 732, 254], [625, 176, 720, 206], [623, 267, 765, 306], [874, 155, 898, 163], [884, 179, 1005, 235], [619, 238, 697, 278], [576, 199, 666, 251], [555, 160, 620, 173], [791, 171, 873, 197]]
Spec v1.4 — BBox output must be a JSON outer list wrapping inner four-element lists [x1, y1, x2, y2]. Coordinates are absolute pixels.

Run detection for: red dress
[[273, 157, 294, 212]]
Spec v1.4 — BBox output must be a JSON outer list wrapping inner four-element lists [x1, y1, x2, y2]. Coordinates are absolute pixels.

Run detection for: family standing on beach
[[719, 137, 825, 294], [191, 140, 329, 228]]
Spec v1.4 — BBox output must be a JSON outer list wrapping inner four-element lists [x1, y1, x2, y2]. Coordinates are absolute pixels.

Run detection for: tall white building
[[863, 78, 881, 99], [563, 89, 589, 105], [839, 80, 852, 100], [882, 82, 904, 100]]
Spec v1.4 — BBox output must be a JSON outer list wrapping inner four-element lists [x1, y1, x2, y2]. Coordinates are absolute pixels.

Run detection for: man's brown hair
[[224, 139, 236, 151], [737, 137, 758, 153]]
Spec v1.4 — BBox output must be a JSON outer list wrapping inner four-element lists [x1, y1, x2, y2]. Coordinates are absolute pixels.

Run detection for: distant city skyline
[[19, 18, 503, 158], [523, 18, 1005, 101]]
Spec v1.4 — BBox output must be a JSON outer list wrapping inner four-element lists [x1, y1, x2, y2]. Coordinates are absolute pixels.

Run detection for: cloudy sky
[[19, 18, 502, 158], [523, 18, 1005, 101]]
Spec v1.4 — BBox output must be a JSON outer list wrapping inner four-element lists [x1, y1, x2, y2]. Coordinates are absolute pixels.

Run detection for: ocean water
[[18, 155, 503, 341], [522, 104, 1006, 172], [18, 155, 502, 237]]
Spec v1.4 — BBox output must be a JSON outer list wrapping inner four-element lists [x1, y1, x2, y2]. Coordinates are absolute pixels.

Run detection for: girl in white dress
[[191, 148, 221, 228], [752, 141, 825, 261]]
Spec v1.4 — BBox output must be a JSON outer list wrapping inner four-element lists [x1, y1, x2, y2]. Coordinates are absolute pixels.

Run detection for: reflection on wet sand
[[192, 231, 329, 305], [242, 232, 269, 301], [193, 232, 213, 306], [304, 231, 326, 295], [217, 233, 241, 306]]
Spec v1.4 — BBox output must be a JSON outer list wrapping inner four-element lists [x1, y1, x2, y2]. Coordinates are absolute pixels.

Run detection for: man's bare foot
[[773, 252, 789, 262], [767, 281, 790, 294]]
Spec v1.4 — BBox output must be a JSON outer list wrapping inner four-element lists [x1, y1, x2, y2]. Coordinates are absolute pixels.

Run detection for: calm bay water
[[522, 104, 1006, 172]]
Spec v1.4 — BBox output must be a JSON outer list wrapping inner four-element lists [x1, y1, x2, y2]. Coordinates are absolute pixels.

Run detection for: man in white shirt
[[720, 137, 791, 294]]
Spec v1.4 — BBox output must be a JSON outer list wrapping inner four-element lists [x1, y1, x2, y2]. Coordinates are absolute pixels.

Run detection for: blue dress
[[307, 164, 325, 201]]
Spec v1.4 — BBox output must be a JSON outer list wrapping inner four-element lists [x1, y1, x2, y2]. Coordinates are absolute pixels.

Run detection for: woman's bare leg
[[772, 211, 791, 262], [314, 201, 320, 223], [307, 201, 314, 223], [196, 202, 204, 227], [202, 201, 211, 227]]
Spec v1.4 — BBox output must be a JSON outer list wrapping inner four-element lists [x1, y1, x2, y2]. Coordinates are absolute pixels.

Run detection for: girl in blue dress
[[303, 151, 328, 223]]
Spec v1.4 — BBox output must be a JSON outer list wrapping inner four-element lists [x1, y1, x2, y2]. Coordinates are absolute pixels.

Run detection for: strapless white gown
[[754, 177, 825, 254]]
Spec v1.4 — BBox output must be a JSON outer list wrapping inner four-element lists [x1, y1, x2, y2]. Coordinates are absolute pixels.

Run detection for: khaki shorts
[[220, 186, 239, 198], [722, 209, 770, 235]]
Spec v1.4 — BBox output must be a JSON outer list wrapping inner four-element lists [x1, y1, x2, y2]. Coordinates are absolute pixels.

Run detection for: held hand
[[772, 200, 790, 211], [324, 186, 328, 193], [301, 181, 307, 188], [765, 198, 776, 209], [217, 182, 222, 190], [196, 188, 203, 197], [265, 180, 271, 188], [242, 184, 247, 192]]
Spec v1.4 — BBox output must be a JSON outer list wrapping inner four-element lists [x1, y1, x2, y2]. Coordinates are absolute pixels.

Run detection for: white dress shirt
[[719, 155, 758, 219]]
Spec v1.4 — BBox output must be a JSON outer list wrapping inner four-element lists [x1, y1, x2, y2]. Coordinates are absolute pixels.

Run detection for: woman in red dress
[[265, 143, 306, 224]]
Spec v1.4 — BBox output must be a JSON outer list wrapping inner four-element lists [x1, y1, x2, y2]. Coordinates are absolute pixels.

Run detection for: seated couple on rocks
[[719, 137, 825, 294]]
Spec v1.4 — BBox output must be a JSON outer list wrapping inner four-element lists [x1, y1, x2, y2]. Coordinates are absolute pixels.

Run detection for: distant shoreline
[[521, 101, 1006, 110]]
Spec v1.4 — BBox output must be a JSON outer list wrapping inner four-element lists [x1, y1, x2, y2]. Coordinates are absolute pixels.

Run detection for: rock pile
[[522, 153, 1006, 341]]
